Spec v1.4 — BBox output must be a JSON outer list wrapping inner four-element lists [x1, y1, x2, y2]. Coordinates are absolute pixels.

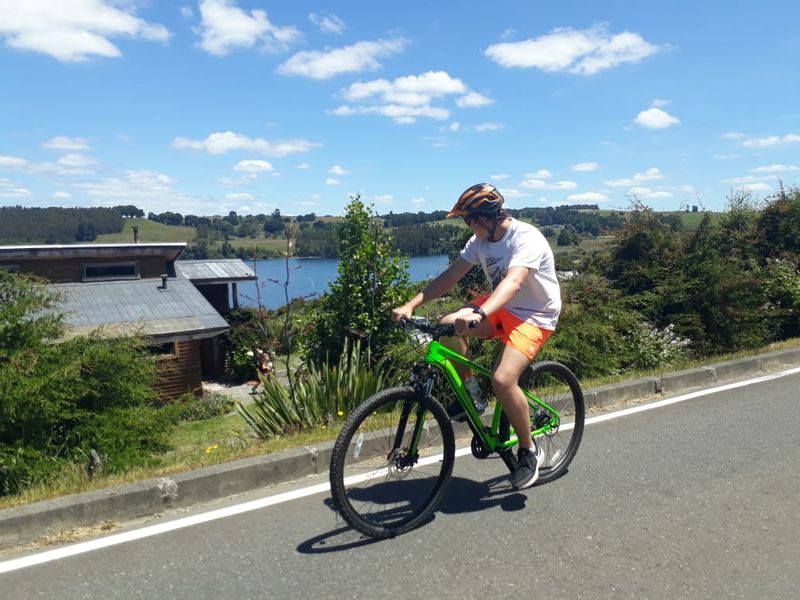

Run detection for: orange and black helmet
[[447, 183, 505, 218]]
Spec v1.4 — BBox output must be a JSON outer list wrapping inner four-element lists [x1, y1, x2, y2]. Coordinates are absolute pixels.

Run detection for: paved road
[[2, 370, 799, 599]]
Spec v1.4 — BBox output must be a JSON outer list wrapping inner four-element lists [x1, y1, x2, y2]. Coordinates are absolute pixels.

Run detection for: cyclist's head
[[447, 183, 505, 221]]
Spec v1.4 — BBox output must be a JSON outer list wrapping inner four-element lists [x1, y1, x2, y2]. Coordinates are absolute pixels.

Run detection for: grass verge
[[1, 336, 798, 510]]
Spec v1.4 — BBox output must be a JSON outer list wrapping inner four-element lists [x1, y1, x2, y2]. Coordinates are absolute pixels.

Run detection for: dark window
[[148, 342, 176, 356], [82, 262, 139, 281]]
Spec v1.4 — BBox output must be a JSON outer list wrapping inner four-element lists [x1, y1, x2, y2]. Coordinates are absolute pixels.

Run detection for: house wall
[[13, 257, 171, 282], [156, 339, 203, 400]]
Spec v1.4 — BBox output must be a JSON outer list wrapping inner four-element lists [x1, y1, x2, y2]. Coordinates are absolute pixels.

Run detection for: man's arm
[[478, 266, 529, 316], [391, 257, 474, 321]]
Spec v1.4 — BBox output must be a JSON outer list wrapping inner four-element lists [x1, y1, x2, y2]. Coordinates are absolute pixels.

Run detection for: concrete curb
[[2, 348, 799, 549]]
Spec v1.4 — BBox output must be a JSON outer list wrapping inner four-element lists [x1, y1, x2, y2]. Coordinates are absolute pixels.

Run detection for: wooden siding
[[14, 257, 171, 282], [156, 340, 203, 400]]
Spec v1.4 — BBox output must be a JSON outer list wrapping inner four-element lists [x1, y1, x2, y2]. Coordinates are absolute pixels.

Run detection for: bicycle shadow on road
[[296, 472, 533, 554]]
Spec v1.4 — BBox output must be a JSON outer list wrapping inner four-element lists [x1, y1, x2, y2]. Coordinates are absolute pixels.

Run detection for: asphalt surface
[[1, 365, 799, 598]]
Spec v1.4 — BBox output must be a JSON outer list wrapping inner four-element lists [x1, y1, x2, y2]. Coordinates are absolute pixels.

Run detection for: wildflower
[[337, 410, 344, 417], [205, 443, 220, 454]]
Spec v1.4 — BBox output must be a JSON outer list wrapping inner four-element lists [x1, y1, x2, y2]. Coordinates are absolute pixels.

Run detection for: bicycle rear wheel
[[503, 361, 584, 484], [329, 386, 455, 539]]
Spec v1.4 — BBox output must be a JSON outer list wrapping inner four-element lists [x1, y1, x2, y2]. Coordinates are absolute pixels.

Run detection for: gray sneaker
[[512, 443, 544, 490]]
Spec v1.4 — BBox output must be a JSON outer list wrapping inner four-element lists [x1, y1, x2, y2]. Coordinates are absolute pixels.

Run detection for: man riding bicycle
[[391, 183, 561, 490]]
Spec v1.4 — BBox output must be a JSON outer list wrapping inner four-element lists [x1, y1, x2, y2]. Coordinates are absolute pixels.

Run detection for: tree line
[[0, 206, 126, 244]]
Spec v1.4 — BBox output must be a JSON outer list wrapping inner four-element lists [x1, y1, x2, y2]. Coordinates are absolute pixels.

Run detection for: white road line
[[2, 365, 799, 575]]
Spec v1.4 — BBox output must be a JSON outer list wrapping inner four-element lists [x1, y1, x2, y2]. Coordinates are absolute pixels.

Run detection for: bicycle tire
[[500, 361, 584, 484], [329, 386, 455, 539]]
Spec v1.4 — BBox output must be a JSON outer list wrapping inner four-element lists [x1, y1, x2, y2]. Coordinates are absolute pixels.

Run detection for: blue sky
[[1, 1, 798, 217]]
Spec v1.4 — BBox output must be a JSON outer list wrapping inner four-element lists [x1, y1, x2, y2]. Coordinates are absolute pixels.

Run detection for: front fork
[[390, 365, 438, 469]]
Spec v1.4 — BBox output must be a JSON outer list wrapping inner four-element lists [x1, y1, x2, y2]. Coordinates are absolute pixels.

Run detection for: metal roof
[[52, 278, 229, 342], [175, 259, 257, 283]]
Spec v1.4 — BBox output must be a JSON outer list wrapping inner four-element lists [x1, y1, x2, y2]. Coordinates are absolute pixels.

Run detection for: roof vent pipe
[[160, 274, 168, 289], [132, 226, 139, 244]]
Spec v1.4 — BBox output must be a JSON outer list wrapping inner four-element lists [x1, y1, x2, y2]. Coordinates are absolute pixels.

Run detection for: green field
[[95, 218, 195, 244]]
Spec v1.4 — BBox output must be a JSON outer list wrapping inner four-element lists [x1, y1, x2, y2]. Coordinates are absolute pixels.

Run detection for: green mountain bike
[[329, 317, 585, 539]]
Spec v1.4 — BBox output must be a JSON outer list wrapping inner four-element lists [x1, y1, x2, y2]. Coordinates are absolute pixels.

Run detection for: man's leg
[[491, 344, 534, 449]]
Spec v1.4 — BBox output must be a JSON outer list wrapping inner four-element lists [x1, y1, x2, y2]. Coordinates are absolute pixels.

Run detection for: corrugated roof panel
[[174, 259, 256, 282]]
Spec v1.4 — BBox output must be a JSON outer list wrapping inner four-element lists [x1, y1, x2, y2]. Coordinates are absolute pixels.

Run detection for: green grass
[[95, 218, 195, 244]]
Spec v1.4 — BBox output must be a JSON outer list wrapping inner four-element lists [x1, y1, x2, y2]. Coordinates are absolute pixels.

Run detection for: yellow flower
[[337, 410, 344, 417], [205, 443, 220, 454]]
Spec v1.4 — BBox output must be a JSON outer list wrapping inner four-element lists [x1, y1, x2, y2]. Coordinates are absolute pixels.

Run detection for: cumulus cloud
[[233, 159, 273, 172], [43, 136, 90, 151], [635, 107, 679, 129], [572, 162, 599, 171], [0, 155, 28, 170], [309, 12, 345, 34], [474, 122, 504, 132], [485, 24, 661, 75], [525, 169, 553, 179], [411, 197, 425, 206], [0, 0, 169, 62], [325, 178, 341, 185], [225, 192, 254, 201], [333, 70, 491, 124], [567, 192, 608, 203], [498, 188, 531, 199], [751, 164, 798, 173], [278, 38, 405, 79], [627, 186, 673, 199], [456, 92, 493, 108], [52, 191, 73, 200], [197, 0, 301, 56], [521, 179, 577, 190], [329, 165, 349, 176], [605, 167, 665, 187], [737, 182, 772, 192], [742, 133, 800, 148], [173, 131, 320, 156], [723, 131, 746, 140]]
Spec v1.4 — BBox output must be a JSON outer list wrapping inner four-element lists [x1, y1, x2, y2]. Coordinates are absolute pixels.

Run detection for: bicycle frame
[[419, 339, 560, 454]]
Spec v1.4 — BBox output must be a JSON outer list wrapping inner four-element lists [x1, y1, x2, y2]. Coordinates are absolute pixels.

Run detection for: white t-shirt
[[460, 218, 561, 330]]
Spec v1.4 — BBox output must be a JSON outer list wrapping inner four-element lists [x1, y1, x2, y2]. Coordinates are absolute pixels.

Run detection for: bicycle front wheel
[[329, 386, 455, 539]]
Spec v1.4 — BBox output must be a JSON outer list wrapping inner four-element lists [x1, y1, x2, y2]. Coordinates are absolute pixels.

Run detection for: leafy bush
[[237, 340, 391, 438], [0, 271, 171, 496]]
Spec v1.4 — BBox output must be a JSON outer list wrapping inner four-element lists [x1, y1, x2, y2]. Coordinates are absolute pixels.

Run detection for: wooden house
[[0, 243, 256, 400]]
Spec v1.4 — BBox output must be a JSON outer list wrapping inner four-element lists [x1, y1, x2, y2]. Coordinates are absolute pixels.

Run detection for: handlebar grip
[[468, 319, 481, 329]]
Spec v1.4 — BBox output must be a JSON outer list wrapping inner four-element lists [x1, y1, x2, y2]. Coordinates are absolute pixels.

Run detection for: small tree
[[301, 195, 410, 364]]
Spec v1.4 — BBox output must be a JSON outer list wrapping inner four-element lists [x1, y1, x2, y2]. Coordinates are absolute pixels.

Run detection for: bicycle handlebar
[[398, 316, 480, 339]]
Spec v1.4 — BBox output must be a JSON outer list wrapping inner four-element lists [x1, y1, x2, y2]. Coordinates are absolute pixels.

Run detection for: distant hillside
[[94, 218, 195, 244]]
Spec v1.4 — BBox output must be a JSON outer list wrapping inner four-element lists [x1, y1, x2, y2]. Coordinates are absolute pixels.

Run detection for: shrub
[[237, 340, 391, 438]]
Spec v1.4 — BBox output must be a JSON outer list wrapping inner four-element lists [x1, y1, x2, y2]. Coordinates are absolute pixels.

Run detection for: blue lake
[[236, 254, 451, 309]]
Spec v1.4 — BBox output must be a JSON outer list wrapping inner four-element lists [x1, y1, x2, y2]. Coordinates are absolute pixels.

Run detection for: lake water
[[236, 254, 450, 309]]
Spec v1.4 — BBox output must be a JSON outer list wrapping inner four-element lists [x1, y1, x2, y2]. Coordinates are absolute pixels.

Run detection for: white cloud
[[572, 162, 599, 171], [197, 0, 301, 56], [651, 99, 670, 108], [218, 174, 257, 187], [525, 169, 552, 179], [325, 178, 341, 185], [373, 194, 393, 204], [567, 192, 608, 203], [296, 163, 310, 170], [52, 191, 72, 200], [491, 174, 510, 181], [329, 164, 349, 176], [605, 167, 665, 187], [635, 107, 679, 129], [225, 192, 254, 201], [173, 131, 320, 156], [456, 92, 493, 108], [723, 131, 746, 140], [498, 188, 531, 199], [181, 6, 194, 19], [724, 176, 758, 184], [0, 0, 169, 62], [0, 155, 28, 169], [0, 186, 32, 198], [485, 24, 660, 75], [627, 186, 673, 199], [334, 70, 490, 124], [233, 159, 273, 172], [474, 122, 504, 132], [411, 197, 425, 206], [737, 182, 772, 192], [751, 164, 798, 173], [742, 133, 800, 148], [278, 38, 405, 79], [448, 122, 461, 132], [309, 12, 345, 34], [43, 136, 90, 151], [521, 179, 577, 190], [57, 153, 97, 170]]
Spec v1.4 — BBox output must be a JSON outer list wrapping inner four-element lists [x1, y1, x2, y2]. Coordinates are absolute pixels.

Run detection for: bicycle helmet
[[447, 183, 505, 218]]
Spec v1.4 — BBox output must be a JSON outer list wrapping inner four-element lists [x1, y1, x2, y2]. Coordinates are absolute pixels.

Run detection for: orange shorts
[[470, 296, 553, 361]]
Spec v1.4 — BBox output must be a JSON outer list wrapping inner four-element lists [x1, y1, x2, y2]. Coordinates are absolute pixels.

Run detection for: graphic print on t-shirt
[[485, 256, 504, 289]]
